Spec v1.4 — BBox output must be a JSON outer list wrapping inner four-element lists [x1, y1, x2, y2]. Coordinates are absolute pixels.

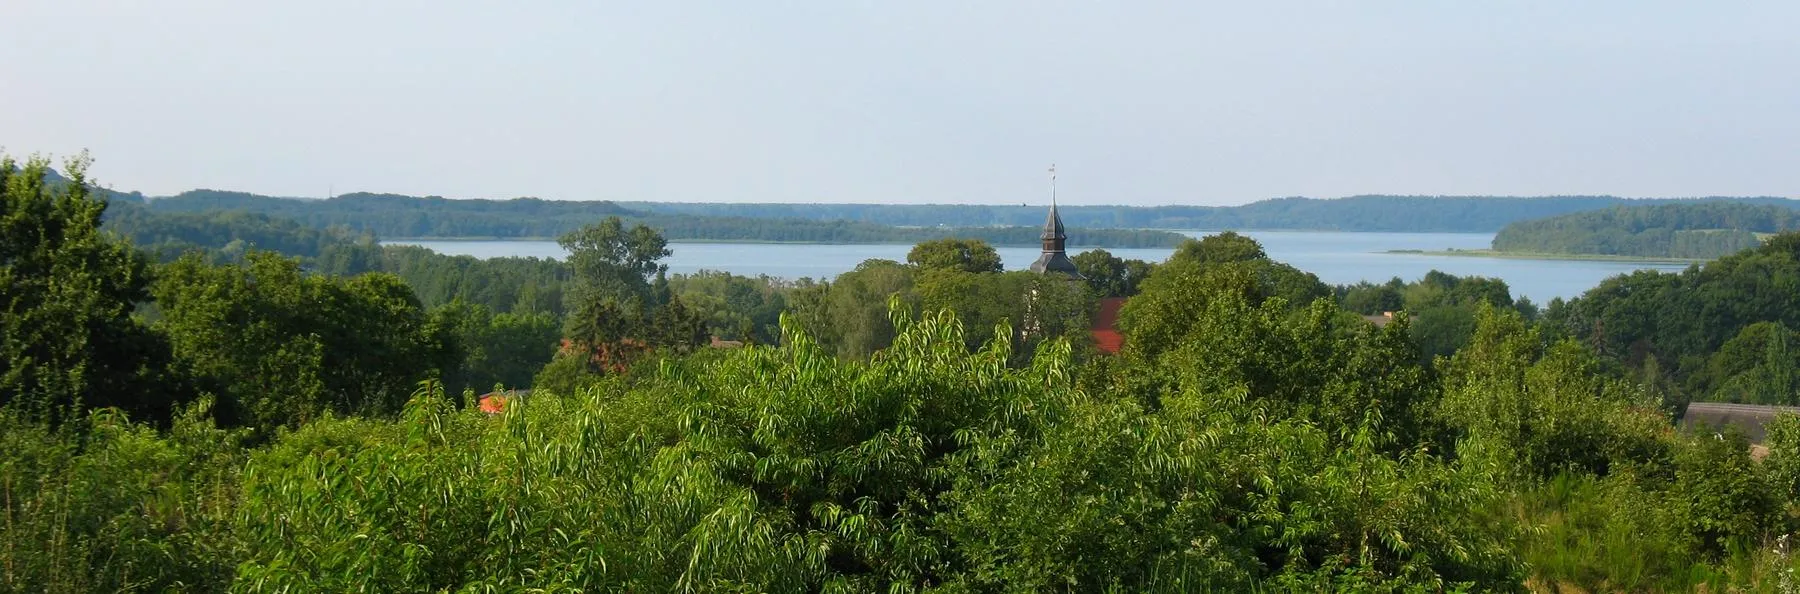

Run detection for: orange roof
[[478, 394, 508, 414], [1091, 297, 1126, 354], [477, 389, 530, 415]]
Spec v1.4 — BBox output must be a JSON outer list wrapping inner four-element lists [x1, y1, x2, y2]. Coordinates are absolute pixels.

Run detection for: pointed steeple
[[1040, 202, 1067, 250], [1029, 164, 1081, 278]]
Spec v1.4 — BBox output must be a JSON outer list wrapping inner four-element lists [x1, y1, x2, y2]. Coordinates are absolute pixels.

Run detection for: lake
[[388, 231, 1691, 303]]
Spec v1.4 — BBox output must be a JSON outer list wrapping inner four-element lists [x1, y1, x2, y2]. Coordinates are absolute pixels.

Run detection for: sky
[[3, 1, 1798, 205]]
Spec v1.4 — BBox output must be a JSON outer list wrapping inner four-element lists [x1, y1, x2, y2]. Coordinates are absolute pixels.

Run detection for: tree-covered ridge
[[151, 190, 634, 237], [1544, 233, 1800, 407], [104, 201, 381, 266], [1492, 202, 1800, 259], [623, 195, 1800, 232], [144, 190, 1187, 248]]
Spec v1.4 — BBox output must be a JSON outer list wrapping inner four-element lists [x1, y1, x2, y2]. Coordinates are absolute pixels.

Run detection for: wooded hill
[[139, 189, 1185, 247], [621, 195, 1800, 232], [108, 178, 1800, 236], [1491, 202, 1800, 259]]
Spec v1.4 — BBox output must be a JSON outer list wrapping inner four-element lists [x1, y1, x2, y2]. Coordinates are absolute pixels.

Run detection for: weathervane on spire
[[1030, 162, 1081, 279]]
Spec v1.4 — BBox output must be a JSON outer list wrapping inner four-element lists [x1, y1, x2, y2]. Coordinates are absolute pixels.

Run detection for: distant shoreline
[[387, 237, 921, 245], [383, 237, 1137, 248], [1385, 248, 1704, 264]]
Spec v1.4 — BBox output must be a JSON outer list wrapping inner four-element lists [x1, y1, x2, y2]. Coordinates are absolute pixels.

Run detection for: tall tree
[[155, 251, 447, 430], [1122, 234, 1329, 359], [558, 216, 670, 316], [906, 238, 1004, 274], [0, 153, 173, 423], [1071, 248, 1152, 297], [1170, 231, 1266, 264], [426, 300, 560, 400], [556, 218, 703, 374]]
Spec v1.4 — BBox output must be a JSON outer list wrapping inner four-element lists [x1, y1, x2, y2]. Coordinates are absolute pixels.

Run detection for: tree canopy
[[1492, 202, 1800, 259], [1544, 232, 1800, 404], [1071, 248, 1154, 297], [905, 238, 1004, 274], [4, 153, 1799, 592], [0, 154, 172, 424]]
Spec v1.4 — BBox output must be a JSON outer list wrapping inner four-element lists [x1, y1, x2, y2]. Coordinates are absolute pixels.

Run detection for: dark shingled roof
[[1682, 402, 1800, 443], [1029, 203, 1082, 278]]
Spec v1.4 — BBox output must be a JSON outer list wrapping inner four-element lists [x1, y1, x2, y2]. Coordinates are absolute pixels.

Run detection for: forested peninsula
[[139, 190, 1186, 248], [1490, 202, 1800, 259]]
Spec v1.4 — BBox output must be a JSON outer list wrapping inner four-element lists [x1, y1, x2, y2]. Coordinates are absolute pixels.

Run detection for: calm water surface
[[389, 231, 1690, 302]]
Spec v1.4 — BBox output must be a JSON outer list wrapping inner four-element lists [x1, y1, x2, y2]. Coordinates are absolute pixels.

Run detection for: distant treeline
[[141, 190, 1185, 248], [621, 195, 1800, 232], [1492, 202, 1800, 259], [105, 202, 377, 265]]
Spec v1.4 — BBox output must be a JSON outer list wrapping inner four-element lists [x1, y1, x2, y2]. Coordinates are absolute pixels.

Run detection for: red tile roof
[[477, 389, 530, 415], [478, 394, 508, 414], [1091, 297, 1126, 354]]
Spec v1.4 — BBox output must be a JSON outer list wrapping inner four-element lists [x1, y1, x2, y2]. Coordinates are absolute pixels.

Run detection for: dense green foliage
[[144, 190, 1186, 247], [627, 195, 1800, 232], [104, 202, 381, 268], [424, 300, 561, 398], [7, 155, 1800, 591], [666, 270, 794, 344], [533, 217, 713, 393], [0, 404, 245, 592], [1544, 233, 1800, 405], [1493, 202, 1800, 259], [1, 155, 173, 425], [906, 238, 1005, 274], [9, 274, 1798, 591], [370, 244, 570, 315], [1339, 271, 1536, 362], [1119, 232, 1331, 358], [783, 254, 1093, 362], [154, 252, 455, 431], [1071, 248, 1155, 297]]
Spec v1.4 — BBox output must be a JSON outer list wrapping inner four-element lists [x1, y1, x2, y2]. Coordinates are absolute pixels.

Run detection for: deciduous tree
[[0, 153, 174, 423]]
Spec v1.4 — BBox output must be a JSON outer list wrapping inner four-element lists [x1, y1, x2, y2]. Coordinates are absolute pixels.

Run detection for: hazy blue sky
[[4, 1, 1797, 205]]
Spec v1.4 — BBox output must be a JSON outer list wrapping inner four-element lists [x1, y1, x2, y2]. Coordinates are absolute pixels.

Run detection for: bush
[[0, 401, 244, 592]]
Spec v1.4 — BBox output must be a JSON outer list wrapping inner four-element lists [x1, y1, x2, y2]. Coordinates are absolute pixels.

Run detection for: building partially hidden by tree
[[1028, 201, 1083, 279], [1026, 169, 1122, 352]]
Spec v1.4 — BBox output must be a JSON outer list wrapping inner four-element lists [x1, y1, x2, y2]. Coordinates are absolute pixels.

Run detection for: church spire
[[1029, 164, 1081, 278]]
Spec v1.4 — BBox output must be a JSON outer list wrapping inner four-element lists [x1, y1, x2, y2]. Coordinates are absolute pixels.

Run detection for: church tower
[[1029, 165, 1082, 279]]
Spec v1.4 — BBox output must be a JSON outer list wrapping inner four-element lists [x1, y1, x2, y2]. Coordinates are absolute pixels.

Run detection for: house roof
[[1091, 297, 1127, 354], [1682, 402, 1800, 443], [1361, 311, 1397, 328], [477, 389, 531, 415]]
